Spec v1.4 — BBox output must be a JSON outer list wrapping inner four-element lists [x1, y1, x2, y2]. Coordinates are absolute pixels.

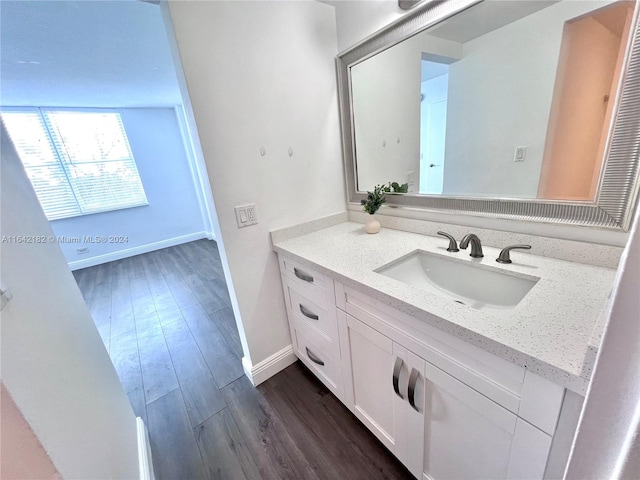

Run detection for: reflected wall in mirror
[[352, 0, 635, 202]]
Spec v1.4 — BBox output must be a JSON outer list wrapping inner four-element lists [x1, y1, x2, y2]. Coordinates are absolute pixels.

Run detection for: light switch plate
[[514, 146, 527, 162], [235, 204, 258, 228], [407, 170, 415, 186]]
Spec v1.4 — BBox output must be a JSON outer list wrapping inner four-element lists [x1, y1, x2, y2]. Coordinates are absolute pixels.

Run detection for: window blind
[[2, 108, 148, 220]]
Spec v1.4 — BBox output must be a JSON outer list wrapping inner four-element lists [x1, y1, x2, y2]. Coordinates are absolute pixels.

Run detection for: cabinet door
[[340, 313, 407, 456], [405, 350, 426, 478], [422, 364, 551, 480]]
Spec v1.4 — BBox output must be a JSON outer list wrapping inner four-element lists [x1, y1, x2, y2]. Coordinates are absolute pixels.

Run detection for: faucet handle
[[437, 231, 459, 252], [496, 245, 531, 264]]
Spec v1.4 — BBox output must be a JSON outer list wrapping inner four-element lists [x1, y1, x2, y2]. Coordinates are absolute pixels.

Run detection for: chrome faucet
[[460, 233, 484, 258]]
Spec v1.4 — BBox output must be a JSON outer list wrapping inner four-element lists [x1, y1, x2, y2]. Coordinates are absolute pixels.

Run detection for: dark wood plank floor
[[73, 239, 412, 480]]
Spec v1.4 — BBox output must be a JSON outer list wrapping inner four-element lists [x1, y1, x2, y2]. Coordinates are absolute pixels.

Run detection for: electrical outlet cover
[[235, 204, 258, 227]]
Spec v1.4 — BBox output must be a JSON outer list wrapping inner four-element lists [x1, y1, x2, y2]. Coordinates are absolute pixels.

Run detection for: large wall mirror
[[337, 0, 640, 230]]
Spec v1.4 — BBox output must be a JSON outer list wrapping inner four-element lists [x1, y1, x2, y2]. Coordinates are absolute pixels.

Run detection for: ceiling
[[427, 1, 558, 44], [0, 0, 183, 108]]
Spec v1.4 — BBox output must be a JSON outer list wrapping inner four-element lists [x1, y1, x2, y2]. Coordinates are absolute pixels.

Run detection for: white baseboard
[[136, 417, 155, 480], [68, 232, 208, 270], [242, 345, 298, 386]]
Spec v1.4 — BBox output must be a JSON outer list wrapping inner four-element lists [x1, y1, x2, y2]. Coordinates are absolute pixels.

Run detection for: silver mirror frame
[[337, 0, 640, 231]]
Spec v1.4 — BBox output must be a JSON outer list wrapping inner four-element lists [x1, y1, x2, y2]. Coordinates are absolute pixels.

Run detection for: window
[[1, 108, 148, 220]]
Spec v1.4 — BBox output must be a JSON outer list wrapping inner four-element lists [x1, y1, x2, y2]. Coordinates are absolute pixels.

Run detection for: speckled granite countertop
[[273, 222, 616, 394]]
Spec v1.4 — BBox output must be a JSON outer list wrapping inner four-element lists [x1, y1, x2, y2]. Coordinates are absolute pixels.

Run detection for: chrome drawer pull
[[294, 267, 314, 283], [393, 357, 404, 399], [299, 304, 319, 320], [306, 347, 325, 366], [408, 368, 420, 412]]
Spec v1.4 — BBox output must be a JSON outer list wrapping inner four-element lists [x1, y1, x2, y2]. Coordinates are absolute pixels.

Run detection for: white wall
[[0, 124, 139, 479], [352, 33, 461, 192], [443, 1, 605, 197], [50, 107, 209, 269], [167, 1, 346, 367], [322, 0, 406, 52]]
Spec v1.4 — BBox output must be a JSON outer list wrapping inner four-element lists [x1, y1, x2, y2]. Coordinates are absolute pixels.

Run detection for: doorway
[[419, 60, 449, 194], [0, 1, 245, 476]]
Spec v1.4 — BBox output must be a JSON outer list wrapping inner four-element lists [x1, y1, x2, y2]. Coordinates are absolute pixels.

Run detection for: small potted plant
[[383, 181, 409, 194], [361, 184, 386, 234]]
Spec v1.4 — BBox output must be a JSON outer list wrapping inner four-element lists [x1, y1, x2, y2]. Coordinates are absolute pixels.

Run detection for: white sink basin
[[375, 250, 539, 311]]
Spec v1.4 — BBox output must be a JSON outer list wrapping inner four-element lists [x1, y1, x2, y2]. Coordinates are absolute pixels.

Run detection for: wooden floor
[[73, 239, 412, 480]]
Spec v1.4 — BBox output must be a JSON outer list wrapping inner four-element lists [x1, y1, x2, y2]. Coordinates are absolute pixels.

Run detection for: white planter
[[365, 215, 381, 234]]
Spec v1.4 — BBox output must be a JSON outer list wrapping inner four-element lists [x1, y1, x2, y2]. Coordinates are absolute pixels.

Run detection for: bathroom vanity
[[269, 0, 638, 476], [273, 222, 616, 480]]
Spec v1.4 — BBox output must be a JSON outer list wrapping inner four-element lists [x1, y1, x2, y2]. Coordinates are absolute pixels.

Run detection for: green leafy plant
[[361, 184, 386, 214], [382, 181, 409, 193]]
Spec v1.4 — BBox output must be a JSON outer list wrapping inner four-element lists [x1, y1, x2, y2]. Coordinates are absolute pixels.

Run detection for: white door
[[423, 99, 447, 194], [422, 363, 551, 480], [420, 73, 448, 195]]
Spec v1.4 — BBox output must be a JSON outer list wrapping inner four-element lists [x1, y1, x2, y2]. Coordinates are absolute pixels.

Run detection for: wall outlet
[[235, 204, 258, 228], [407, 170, 415, 186], [514, 146, 527, 162]]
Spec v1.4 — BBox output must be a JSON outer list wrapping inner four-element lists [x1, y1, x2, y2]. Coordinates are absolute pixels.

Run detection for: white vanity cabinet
[[278, 254, 568, 479], [339, 310, 553, 479], [336, 285, 565, 480]]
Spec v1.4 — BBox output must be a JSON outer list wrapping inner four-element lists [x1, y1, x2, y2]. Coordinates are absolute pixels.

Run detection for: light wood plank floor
[[73, 239, 411, 480]]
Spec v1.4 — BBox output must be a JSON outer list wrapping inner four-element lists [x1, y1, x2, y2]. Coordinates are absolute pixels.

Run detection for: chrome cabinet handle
[[408, 368, 420, 412], [294, 267, 314, 283], [299, 304, 319, 320], [393, 357, 404, 399], [306, 347, 325, 366]]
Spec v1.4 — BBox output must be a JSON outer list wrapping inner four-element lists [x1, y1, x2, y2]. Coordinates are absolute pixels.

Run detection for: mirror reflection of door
[[419, 60, 449, 194], [537, 1, 634, 201]]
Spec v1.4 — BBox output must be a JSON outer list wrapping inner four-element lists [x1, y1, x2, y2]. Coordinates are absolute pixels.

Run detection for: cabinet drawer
[[280, 255, 333, 301], [289, 287, 338, 345], [293, 326, 342, 398]]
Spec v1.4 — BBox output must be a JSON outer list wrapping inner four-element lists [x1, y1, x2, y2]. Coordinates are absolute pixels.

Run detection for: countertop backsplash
[[348, 210, 624, 269]]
